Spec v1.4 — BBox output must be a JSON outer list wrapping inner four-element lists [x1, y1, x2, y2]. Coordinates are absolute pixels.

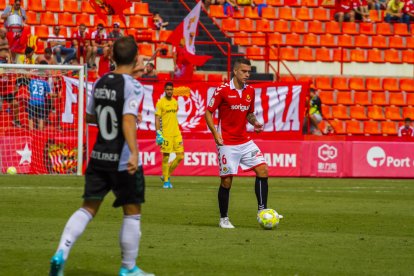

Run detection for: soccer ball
[[257, 209, 282, 230], [7, 166, 17, 175]]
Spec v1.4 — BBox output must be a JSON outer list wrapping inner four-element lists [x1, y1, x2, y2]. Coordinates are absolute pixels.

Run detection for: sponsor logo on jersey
[[230, 104, 250, 111], [246, 94, 251, 102]]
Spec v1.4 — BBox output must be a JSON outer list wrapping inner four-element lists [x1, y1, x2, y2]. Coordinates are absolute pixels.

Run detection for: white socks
[[56, 208, 93, 260], [119, 215, 141, 270]]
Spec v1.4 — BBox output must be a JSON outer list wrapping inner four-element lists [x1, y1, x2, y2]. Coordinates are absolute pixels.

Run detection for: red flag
[[89, 0, 131, 26], [166, 22, 184, 48]]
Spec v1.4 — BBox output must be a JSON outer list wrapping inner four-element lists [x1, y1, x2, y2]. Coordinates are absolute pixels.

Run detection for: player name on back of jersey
[[94, 88, 117, 101], [91, 150, 119, 162]]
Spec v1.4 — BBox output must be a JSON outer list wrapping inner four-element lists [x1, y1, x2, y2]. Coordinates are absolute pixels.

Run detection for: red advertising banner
[[352, 142, 414, 178]]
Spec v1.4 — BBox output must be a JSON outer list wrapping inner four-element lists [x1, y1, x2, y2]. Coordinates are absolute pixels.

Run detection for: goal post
[[0, 63, 86, 175]]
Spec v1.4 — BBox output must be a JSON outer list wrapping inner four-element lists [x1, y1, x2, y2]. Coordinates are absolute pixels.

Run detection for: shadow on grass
[[66, 269, 113, 276]]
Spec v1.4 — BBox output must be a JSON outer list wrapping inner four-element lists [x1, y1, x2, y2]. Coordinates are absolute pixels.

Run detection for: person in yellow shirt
[[155, 82, 184, 188], [16, 46, 34, 64], [385, 0, 404, 22]]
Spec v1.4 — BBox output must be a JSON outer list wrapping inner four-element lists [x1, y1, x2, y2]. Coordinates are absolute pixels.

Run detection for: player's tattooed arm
[[247, 112, 264, 133]]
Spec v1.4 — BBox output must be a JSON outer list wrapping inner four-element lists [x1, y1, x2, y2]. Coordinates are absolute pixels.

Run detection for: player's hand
[[127, 154, 139, 175], [254, 121, 264, 133], [214, 133, 224, 146], [156, 130, 164, 146]]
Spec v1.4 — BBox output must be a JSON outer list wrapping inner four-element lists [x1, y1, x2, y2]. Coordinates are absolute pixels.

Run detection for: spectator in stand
[[47, 26, 76, 65], [141, 63, 158, 79], [108, 22, 124, 40], [384, 0, 404, 23], [153, 12, 169, 30], [7, 25, 29, 62], [90, 23, 110, 69], [334, 0, 356, 29], [369, 0, 388, 10], [35, 47, 56, 65], [17, 46, 34, 64], [353, 0, 371, 22], [72, 23, 92, 65], [398, 118, 414, 137], [1, 0, 26, 28], [308, 88, 323, 135], [0, 28, 11, 63], [403, 0, 414, 30]]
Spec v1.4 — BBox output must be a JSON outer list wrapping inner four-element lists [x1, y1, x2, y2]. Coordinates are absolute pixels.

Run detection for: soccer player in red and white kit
[[398, 118, 414, 137], [205, 58, 270, 229]]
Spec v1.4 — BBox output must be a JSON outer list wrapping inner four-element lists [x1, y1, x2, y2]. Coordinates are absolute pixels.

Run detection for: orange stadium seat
[[159, 30, 172, 42], [135, 3, 151, 15], [0, 1, 5, 10], [285, 0, 300, 7], [349, 77, 365, 91], [346, 120, 363, 135], [256, 19, 272, 32], [251, 34, 266, 46], [35, 40, 45, 54], [268, 33, 283, 45], [40, 13, 56, 26], [359, 23, 375, 35], [364, 121, 382, 134], [208, 73, 224, 82], [315, 76, 332, 90], [342, 22, 358, 35], [372, 35, 388, 48], [239, 18, 255, 32], [26, 11, 39, 25], [354, 92, 371, 105], [28, 0, 44, 12], [129, 17, 146, 29], [403, 107, 414, 118], [244, 6, 259, 19], [75, 14, 92, 27], [303, 34, 319, 47], [280, 47, 297, 61], [313, 8, 330, 21], [138, 44, 153, 56], [322, 105, 333, 119], [222, 18, 237, 32], [232, 9, 244, 19], [330, 119, 346, 134], [193, 73, 206, 81], [269, 47, 279, 60], [291, 21, 307, 34], [402, 50, 414, 64], [382, 78, 399, 92], [326, 22, 341, 35], [302, 0, 318, 7], [315, 47, 333, 62], [278, 7, 294, 20], [318, 91, 335, 105], [394, 23, 410, 36], [376, 23, 393, 36], [285, 33, 302, 46], [367, 49, 384, 63], [350, 49, 367, 62], [332, 77, 349, 91], [366, 78, 382, 91], [296, 8, 311, 21], [267, 0, 284, 6], [34, 25, 49, 38], [45, 0, 61, 12], [308, 21, 324, 34], [372, 92, 388, 105], [333, 49, 350, 62], [369, 10, 381, 22], [298, 47, 315, 61], [400, 78, 414, 92], [274, 21, 290, 33], [63, 1, 80, 14], [234, 34, 250, 46], [385, 107, 403, 120], [389, 36, 405, 49], [93, 15, 109, 27], [338, 35, 353, 48], [58, 27, 68, 37], [384, 49, 402, 63], [81, 1, 95, 13], [406, 37, 414, 49], [389, 93, 406, 106], [355, 35, 371, 48], [261, 7, 277, 19], [337, 92, 354, 105], [58, 13, 75, 27], [350, 105, 368, 120], [209, 5, 226, 18], [246, 46, 263, 60], [320, 34, 336, 47], [332, 105, 350, 119], [381, 121, 398, 135]]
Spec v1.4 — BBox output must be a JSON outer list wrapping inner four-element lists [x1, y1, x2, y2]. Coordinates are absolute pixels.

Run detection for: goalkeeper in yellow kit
[[155, 82, 184, 188]]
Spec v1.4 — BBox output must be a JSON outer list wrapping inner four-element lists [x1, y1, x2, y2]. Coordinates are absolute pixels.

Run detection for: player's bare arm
[[123, 114, 139, 175], [86, 113, 97, 124], [247, 112, 263, 133], [155, 114, 161, 131], [205, 109, 223, 145]]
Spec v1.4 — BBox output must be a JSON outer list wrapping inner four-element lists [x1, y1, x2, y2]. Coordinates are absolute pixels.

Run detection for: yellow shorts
[[161, 135, 184, 153]]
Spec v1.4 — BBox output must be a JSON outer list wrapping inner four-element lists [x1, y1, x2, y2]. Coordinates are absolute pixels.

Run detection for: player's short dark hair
[[147, 62, 154, 68], [25, 46, 34, 55], [44, 47, 52, 54], [233, 58, 251, 69], [39, 60, 48, 65], [112, 36, 137, 66], [404, 117, 412, 122], [164, 81, 173, 89]]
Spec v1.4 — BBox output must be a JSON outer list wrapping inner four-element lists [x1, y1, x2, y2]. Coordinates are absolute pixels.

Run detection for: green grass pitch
[[1, 175, 413, 275]]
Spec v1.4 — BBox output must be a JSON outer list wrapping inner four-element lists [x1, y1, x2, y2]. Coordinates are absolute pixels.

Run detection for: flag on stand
[[90, 0, 131, 26], [167, 2, 212, 67]]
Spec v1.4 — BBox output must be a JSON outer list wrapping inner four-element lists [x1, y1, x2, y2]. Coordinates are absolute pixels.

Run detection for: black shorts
[[84, 165, 145, 208], [28, 104, 47, 119]]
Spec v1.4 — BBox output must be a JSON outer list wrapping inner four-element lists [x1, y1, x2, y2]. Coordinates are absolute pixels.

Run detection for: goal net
[[0, 64, 86, 175]]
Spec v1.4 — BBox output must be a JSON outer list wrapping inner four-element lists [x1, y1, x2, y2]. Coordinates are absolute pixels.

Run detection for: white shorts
[[217, 140, 267, 176]]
